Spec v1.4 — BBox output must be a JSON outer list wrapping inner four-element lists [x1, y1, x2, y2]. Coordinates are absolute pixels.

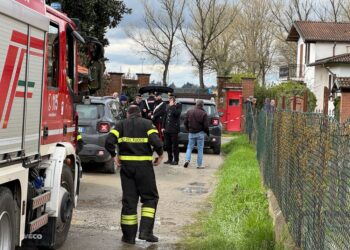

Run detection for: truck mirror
[[89, 61, 104, 91], [85, 37, 104, 61]]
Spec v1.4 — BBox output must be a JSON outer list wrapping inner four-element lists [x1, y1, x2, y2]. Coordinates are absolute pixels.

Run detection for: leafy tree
[[46, 0, 131, 46], [254, 81, 317, 111]]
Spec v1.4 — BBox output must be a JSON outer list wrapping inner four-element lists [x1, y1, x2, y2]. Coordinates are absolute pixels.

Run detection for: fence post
[[323, 86, 329, 116], [303, 91, 308, 112], [282, 96, 286, 110]]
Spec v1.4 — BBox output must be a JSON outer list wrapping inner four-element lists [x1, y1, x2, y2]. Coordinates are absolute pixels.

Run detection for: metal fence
[[249, 110, 350, 249]]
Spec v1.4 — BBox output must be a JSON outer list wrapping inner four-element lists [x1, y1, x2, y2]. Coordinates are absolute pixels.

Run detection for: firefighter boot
[[139, 213, 158, 242], [121, 225, 137, 244]]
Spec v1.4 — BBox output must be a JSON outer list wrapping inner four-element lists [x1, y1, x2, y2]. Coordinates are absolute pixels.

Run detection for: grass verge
[[180, 135, 275, 250]]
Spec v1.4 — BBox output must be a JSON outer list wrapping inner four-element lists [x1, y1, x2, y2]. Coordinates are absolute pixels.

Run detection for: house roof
[[287, 21, 350, 42], [308, 53, 350, 66], [335, 77, 350, 89]]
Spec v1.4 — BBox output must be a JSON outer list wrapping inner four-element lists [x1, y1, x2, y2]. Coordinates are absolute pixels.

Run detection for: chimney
[[109, 72, 124, 94], [136, 73, 151, 87]]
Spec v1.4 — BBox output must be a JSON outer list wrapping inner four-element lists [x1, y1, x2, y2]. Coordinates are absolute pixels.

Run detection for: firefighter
[[76, 132, 84, 154], [105, 105, 164, 244]]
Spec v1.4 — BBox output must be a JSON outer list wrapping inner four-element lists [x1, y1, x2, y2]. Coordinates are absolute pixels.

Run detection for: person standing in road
[[141, 91, 156, 119], [183, 99, 209, 169], [162, 95, 182, 165], [105, 105, 164, 245], [117, 95, 128, 120], [152, 93, 166, 141], [131, 93, 143, 109]]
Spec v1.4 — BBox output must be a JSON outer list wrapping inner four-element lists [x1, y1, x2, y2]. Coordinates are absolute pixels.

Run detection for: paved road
[[59, 142, 231, 250]]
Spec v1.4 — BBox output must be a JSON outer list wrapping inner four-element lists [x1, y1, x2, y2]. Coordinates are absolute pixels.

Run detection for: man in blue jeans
[[184, 99, 209, 169]]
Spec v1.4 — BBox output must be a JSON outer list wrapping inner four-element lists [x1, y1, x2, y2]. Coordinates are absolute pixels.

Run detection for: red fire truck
[[0, 1, 103, 249]]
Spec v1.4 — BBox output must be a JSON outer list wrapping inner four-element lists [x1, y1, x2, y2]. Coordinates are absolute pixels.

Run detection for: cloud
[[105, 0, 217, 87]]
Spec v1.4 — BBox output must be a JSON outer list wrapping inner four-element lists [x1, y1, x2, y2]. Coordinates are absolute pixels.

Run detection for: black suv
[[76, 96, 118, 173], [177, 98, 222, 154]]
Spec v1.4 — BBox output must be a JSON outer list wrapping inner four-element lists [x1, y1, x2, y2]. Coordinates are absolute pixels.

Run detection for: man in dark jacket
[[184, 99, 209, 169], [105, 105, 164, 244], [162, 95, 182, 165], [152, 93, 166, 141], [141, 91, 156, 119]]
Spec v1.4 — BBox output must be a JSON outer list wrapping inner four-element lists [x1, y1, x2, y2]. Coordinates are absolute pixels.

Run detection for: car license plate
[[78, 127, 85, 133]]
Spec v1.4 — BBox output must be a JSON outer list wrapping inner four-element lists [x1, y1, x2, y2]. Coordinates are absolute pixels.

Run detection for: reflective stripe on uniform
[[110, 129, 120, 138], [77, 134, 82, 141], [121, 214, 138, 225], [147, 129, 158, 136], [119, 155, 153, 161], [141, 207, 155, 218], [118, 137, 148, 143]]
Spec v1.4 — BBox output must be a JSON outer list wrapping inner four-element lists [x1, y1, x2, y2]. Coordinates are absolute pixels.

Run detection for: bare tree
[[270, 0, 314, 65], [234, 0, 276, 85], [207, 24, 240, 76], [125, 0, 185, 86], [314, 0, 345, 22], [180, 0, 237, 88]]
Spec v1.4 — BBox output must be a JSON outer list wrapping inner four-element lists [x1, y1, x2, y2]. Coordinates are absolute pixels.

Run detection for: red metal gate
[[225, 90, 242, 132]]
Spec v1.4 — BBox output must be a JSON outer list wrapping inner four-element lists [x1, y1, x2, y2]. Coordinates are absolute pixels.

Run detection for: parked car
[[177, 98, 222, 154], [76, 96, 118, 173]]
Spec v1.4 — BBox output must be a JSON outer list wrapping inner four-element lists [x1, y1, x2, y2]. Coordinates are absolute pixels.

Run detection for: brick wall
[[340, 92, 350, 122], [217, 76, 232, 109], [109, 72, 124, 94], [137, 73, 151, 87]]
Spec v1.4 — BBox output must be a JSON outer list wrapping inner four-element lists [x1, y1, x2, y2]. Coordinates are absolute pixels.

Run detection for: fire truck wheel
[[53, 165, 74, 249], [0, 187, 16, 250], [104, 159, 116, 174]]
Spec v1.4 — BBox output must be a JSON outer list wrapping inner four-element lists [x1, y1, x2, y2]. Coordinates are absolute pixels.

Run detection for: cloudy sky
[[105, 0, 216, 87]]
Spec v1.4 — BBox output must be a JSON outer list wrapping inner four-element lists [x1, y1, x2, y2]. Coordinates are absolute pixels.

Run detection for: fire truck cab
[[0, 1, 103, 249]]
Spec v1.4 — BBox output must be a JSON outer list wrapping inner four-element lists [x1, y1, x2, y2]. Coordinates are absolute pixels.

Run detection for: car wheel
[[0, 187, 16, 250], [104, 159, 116, 174], [213, 145, 221, 155]]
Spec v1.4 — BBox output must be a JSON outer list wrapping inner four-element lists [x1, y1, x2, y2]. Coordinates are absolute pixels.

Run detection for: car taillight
[[211, 118, 219, 126], [98, 122, 110, 133]]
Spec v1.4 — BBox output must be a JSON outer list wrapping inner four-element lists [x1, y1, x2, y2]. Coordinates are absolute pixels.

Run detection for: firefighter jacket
[[105, 114, 163, 161]]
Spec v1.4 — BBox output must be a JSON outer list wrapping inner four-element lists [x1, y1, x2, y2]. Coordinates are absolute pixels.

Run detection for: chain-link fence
[[249, 110, 350, 249]]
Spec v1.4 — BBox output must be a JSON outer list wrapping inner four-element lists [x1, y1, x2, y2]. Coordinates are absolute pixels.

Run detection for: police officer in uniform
[[141, 91, 156, 119], [105, 105, 164, 244]]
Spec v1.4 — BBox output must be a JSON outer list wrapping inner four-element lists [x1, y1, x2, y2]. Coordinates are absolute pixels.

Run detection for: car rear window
[[181, 103, 217, 115], [76, 104, 104, 119]]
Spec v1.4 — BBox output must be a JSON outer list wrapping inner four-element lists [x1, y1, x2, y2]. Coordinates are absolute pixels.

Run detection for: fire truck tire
[[0, 187, 16, 250], [52, 165, 74, 249], [104, 159, 116, 174]]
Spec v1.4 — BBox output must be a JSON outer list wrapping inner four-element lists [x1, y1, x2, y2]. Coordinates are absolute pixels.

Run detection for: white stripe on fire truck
[[40, 127, 76, 136], [0, 134, 39, 146]]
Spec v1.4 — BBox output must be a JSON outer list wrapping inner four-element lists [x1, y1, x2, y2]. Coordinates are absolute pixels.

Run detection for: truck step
[[28, 213, 49, 233], [32, 191, 51, 210]]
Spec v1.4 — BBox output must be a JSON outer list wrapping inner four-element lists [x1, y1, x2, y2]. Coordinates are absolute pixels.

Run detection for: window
[[66, 25, 76, 92], [181, 103, 217, 115], [229, 99, 240, 106], [47, 23, 59, 87], [76, 104, 104, 119], [305, 43, 310, 64]]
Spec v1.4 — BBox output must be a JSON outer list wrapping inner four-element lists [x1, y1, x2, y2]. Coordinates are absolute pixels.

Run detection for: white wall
[[329, 65, 350, 77], [314, 66, 329, 110], [315, 42, 350, 60]]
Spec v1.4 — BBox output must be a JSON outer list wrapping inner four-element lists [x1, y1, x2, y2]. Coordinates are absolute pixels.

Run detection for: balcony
[[279, 64, 305, 81]]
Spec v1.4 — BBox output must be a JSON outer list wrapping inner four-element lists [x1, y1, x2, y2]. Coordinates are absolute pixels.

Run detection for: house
[[283, 21, 350, 114]]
